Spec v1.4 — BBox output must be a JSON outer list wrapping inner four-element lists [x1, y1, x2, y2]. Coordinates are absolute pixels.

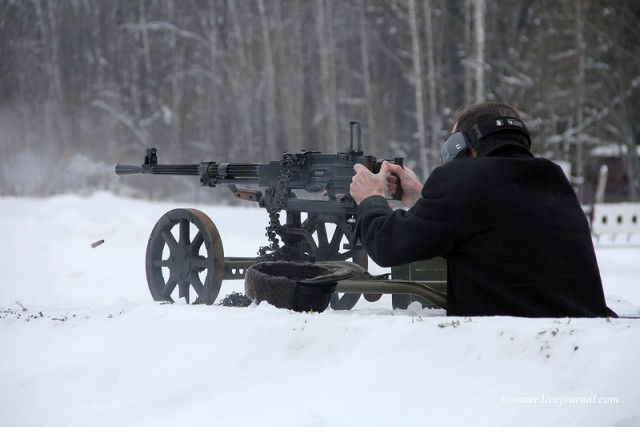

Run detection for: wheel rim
[[145, 209, 224, 304], [305, 219, 365, 310], [329, 249, 367, 310]]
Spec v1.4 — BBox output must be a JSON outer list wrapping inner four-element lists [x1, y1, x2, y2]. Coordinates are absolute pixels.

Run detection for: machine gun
[[115, 122, 425, 309]]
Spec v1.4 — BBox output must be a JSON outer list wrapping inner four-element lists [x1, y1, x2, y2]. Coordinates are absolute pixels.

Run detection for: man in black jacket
[[350, 102, 616, 317]]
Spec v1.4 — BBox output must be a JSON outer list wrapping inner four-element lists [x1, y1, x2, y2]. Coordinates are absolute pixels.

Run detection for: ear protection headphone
[[440, 116, 531, 164]]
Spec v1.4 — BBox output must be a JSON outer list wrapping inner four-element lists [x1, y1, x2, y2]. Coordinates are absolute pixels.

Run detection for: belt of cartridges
[[258, 153, 296, 261]]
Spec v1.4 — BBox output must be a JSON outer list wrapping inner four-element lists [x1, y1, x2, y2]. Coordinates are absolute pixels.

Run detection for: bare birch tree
[[463, 0, 473, 105], [574, 0, 587, 200], [473, 0, 486, 102], [423, 0, 442, 169], [315, 0, 339, 151], [258, 0, 278, 159], [358, 0, 377, 153], [407, 0, 428, 174], [227, 0, 255, 160], [275, 0, 304, 151]]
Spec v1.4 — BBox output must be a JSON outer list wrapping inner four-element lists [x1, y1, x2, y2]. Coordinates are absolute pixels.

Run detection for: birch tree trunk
[[315, 0, 338, 151], [463, 0, 473, 105], [408, 0, 429, 175], [227, 0, 255, 160], [358, 0, 377, 152], [574, 0, 586, 201], [138, 0, 152, 74], [275, 0, 304, 151], [34, 0, 65, 157], [166, 0, 182, 154], [424, 0, 441, 169], [290, 0, 305, 149], [258, 0, 278, 158], [473, 0, 486, 102], [196, 3, 223, 158]]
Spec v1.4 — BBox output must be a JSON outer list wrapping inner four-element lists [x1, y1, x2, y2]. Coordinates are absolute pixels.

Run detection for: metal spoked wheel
[[305, 218, 366, 310], [329, 249, 368, 309], [145, 208, 225, 305]]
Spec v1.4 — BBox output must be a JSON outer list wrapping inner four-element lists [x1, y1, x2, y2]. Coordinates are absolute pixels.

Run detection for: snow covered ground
[[1, 193, 639, 427]]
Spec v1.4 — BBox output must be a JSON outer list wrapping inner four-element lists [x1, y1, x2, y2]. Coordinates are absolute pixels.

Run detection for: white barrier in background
[[590, 203, 640, 240]]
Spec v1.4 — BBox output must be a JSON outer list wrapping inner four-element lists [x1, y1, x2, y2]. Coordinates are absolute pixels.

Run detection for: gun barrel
[[149, 164, 200, 175], [115, 163, 199, 176], [200, 162, 262, 186], [211, 163, 260, 179], [115, 163, 145, 175]]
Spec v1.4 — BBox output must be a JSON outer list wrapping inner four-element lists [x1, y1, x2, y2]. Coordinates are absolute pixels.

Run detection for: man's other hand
[[386, 163, 423, 208]]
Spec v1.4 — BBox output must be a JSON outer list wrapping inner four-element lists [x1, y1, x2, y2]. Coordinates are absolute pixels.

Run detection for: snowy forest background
[[1, 0, 639, 203]]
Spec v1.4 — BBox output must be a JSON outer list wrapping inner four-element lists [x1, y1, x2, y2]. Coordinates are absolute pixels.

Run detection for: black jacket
[[356, 142, 616, 317]]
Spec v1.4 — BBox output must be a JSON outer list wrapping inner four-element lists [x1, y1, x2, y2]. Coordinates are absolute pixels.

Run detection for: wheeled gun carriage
[[115, 122, 447, 311]]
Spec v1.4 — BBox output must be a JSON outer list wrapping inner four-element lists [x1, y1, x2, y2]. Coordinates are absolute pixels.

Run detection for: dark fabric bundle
[[244, 261, 354, 312]]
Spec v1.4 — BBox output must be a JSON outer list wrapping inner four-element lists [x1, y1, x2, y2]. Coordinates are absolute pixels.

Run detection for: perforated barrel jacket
[[356, 143, 616, 317]]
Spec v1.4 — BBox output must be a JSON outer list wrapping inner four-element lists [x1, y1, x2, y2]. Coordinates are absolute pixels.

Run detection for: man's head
[[441, 102, 531, 164]]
